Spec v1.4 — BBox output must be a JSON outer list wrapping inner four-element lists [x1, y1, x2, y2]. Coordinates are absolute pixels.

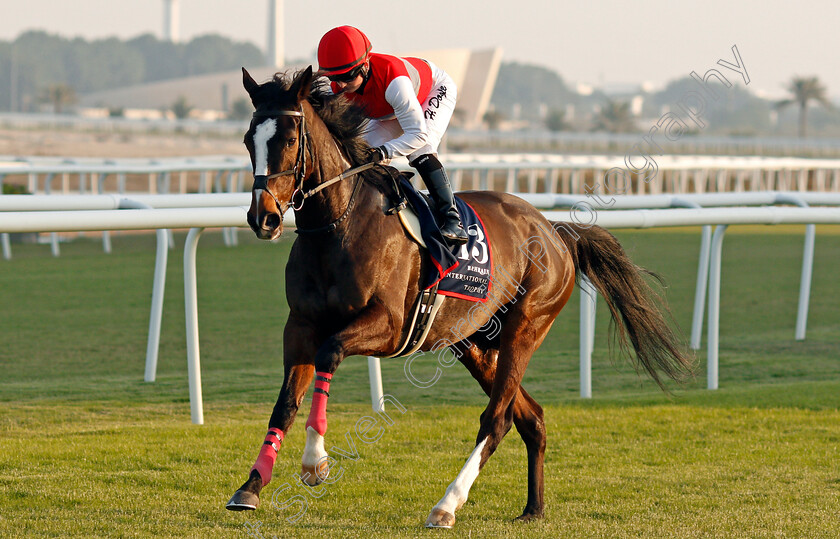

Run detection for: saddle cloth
[[397, 178, 492, 303]]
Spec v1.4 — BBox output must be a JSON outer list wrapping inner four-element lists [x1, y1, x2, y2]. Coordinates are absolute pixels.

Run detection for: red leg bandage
[[250, 427, 284, 485], [305, 371, 332, 436]]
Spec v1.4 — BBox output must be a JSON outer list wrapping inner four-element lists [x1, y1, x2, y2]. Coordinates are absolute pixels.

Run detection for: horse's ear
[[290, 66, 314, 103], [242, 67, 259, 100], [400, 171, 415, 181]]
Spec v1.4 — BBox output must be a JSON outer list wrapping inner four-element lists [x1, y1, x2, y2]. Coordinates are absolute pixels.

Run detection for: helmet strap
[[357, 62, 371, 93]]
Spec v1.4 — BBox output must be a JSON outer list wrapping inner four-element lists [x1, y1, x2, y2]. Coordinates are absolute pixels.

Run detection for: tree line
[[0, 31, 835, 136], [0, 30, 264, 112], [488, 62, 837, 138]]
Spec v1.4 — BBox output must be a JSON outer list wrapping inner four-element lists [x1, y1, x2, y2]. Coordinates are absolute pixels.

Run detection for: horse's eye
[[286, 138, 297, 148]]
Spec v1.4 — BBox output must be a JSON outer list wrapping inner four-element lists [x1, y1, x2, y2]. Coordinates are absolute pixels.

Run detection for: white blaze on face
[[253, 118, 277, 177]]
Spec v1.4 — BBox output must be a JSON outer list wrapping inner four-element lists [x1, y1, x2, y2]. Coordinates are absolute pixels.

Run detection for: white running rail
[[2, 197, 840, 423]]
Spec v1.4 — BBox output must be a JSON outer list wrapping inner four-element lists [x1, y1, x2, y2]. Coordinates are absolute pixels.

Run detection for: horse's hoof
[[514, 511, 543, 522], [425, 507, 455, 528], [226, 489, 260, 511], [300, 461, 329, 486]]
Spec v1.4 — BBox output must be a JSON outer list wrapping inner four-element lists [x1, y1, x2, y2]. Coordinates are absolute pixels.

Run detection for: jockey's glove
[[367, 146, 388, 164]]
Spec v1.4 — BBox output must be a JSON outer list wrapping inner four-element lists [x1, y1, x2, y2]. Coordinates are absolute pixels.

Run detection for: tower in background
[[163, 0, 180, 43], [266, 0, 284, 67], [161, 0, 282, 65]]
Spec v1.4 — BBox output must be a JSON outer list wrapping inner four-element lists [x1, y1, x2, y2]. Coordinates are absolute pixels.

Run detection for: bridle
[[250, 107, 309, 214], [249, 105, 379, 232]]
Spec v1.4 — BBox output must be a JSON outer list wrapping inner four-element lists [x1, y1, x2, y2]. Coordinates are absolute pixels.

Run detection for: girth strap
[[384, 286, 445, 358]]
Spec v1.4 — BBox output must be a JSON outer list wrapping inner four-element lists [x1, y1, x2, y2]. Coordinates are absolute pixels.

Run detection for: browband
[[252, 109, 303, 120]]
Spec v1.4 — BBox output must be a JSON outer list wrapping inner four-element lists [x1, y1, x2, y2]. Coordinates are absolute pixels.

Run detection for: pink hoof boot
[[425, 507, 456, 528]]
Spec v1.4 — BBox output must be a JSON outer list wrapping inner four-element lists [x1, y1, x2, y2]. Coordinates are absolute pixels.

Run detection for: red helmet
[[317, 26, 372, 76]]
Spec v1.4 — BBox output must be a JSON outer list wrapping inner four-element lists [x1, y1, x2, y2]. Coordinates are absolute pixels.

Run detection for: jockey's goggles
[[327, 65, 364, 84]]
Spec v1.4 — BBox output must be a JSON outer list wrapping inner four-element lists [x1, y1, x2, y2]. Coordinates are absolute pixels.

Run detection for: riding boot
[[411, 154, 469, 245]]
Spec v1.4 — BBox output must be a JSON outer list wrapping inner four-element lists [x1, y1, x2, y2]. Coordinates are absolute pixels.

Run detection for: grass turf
[[1, 226, 839, 537]]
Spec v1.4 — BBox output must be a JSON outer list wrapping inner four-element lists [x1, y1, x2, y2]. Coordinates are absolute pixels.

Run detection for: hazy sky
[[2, 0, 839, 99]]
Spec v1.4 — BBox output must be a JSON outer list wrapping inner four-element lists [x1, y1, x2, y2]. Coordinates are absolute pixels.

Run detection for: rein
[[291, 161, 376, 211], [294, 175, 364, 235]]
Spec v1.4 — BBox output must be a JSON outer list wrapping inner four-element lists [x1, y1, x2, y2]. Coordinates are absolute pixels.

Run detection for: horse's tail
[[552, 222, 695, 389]]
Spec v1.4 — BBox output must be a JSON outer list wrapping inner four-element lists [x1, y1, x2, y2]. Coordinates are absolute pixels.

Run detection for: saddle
[[374, 167, 445, 358], [375, 166, 452, 260], [397, 205, 426, 248], [378, 169, 493, 357]]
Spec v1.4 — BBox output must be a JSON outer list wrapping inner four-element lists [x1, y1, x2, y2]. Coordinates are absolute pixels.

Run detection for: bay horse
[[227, 66, 694, 528]]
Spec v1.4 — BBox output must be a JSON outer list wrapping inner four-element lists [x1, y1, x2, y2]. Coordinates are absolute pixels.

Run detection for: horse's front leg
[[299, 301, 397, 487], [299, 367, 331, 486], [226, 321, 316, 510]]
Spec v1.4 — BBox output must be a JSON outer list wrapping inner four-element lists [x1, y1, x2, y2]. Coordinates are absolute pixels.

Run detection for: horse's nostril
[[263, 213, 281, 230]]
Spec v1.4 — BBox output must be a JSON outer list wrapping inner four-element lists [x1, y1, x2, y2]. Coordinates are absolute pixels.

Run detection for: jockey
[[317, 25, 469, 245]]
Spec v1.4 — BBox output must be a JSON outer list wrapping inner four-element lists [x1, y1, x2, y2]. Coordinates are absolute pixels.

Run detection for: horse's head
[[243, 66, 314, 240]]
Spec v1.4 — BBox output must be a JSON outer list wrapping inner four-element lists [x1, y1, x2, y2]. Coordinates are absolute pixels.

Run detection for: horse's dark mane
[[263, 71, 372, 167]]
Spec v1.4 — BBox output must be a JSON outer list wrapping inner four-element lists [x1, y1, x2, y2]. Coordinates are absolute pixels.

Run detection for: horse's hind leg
[[512, 389, 545, 521], [426, 315, 543, 528], [454, 342, 546, 521]]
